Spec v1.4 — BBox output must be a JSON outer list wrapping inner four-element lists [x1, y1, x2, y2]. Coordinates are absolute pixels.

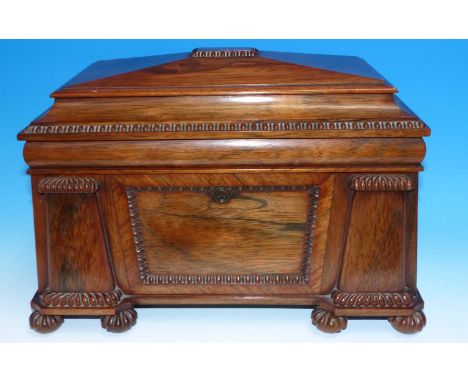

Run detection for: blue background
[[1, 40, 467, 342]]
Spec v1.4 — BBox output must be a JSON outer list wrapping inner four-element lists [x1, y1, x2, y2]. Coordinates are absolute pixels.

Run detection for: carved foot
[[388, 310, 426, 334], [29, 311, 64, 334], [101, 308, 137, 333], [311, 308, 347, 334]]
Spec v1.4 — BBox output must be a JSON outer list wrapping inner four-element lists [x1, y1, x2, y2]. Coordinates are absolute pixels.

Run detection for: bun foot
[[388, 310, 426, 334], [29, 311, 64, 333], [311, 308, 347, 334], [101, 308, 137, 333]]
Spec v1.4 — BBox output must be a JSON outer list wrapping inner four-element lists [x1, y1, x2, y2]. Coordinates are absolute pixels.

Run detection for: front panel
[[106, 173, 337, 295]]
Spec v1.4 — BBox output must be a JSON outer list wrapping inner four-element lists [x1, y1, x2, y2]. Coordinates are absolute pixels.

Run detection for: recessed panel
[[127, 186, 319, 284]]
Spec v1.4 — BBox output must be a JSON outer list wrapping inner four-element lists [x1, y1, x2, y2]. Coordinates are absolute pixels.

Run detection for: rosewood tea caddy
[[18, 48, 430, 334]]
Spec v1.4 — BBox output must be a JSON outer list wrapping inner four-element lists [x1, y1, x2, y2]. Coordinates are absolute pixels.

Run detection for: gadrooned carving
[[38, 176, 100, 193], [29, 311, 64, 334], [311, 308, 347, 334], [101, 308, 138, 333], [23, 120, 428, 135], [333, 291, 414, 308], [349, 175, 414, 192], [388, 311, 426, 334], [41, 290, 122, 308], [126, 185, 320, 285]]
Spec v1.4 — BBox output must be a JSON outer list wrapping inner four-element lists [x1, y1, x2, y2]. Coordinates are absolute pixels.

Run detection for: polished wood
[[338, 191, 406, 292], [23, 138, 426, 168], [311, 308, 347, 334], [23, 94, 410, 124], [29, 311, 64, 334], [50, 50, 394, 98], [389, 311, 427, 334], [132, 187, 312, 276], [101, 308, 138, 333], [45, 193, 114, 291], [110, 173, 331, 295], [18, 48, 430, 334]]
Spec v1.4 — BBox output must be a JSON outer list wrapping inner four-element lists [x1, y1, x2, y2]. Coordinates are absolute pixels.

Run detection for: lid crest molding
[[191, 48, 258, 58]]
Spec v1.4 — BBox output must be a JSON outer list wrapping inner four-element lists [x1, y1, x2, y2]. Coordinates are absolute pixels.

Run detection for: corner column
[[29, 176, 136, 333], [313, 174, 425, 334]]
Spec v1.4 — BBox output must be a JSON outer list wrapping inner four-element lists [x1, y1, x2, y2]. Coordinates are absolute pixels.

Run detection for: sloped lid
[[19, 48, 430, 141], [51, 48, 396, 97]]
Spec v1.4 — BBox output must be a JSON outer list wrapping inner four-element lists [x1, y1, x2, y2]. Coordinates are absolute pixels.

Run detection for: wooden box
[[18, 48, 430, 334]]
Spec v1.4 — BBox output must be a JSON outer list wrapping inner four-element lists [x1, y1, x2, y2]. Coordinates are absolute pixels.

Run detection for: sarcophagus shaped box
[[18, 48, 430, 334]]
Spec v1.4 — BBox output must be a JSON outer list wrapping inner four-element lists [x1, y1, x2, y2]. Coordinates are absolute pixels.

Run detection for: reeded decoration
[[29, 311, 64, 334], [388, 311, 427, 334], [101, 309, 138, 333], [18, 47, 430, 334], [311, 309, 348, 334], [349, 175, 415, 192], [38, 177, 99, 194]]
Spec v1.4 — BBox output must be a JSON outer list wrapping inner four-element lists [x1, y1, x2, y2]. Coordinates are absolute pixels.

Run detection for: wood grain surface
[[45, 193, 114, 292], [134, 188, 311, 276], [338, 192, 406, 292], [51, 51, 393, 98], [20, 49, 429, 333], [23, 138, 426, 168]]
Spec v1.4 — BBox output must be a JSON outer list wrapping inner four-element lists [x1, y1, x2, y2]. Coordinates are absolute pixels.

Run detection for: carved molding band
[[332, 292, 414, 308], [349, 175, 414, 192], [23, 120, 428, 135], [191, 48, 258, 58], [128, 185, 317, 194], [41, 290, 122, 308], [38, 177, 100, 194], [126, 185, 320, 285]]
